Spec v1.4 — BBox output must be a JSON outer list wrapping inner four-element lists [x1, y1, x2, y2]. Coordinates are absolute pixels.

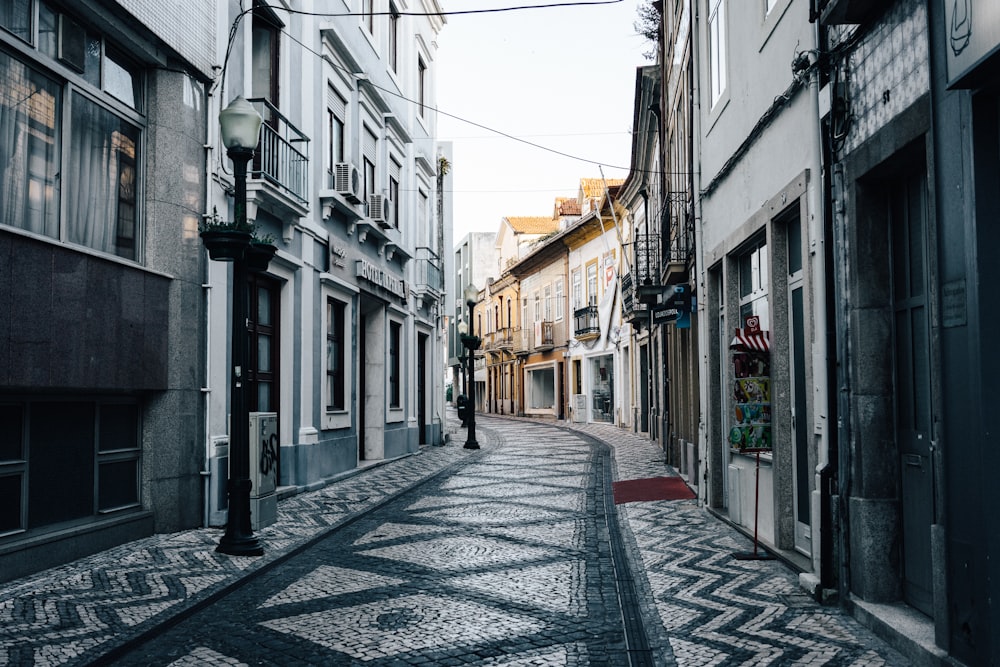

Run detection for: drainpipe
[[691, 0, 709, 506], [201, 76, 218, 529], [805, 31, 832, 590]]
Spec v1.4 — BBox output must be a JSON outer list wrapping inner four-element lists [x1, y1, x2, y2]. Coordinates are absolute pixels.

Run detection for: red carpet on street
[[612, 476, 695, 504]]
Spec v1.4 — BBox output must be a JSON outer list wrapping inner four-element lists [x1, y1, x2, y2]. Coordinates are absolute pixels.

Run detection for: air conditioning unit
[[334, 162, 361, 203], [368, 194, 393, 228]]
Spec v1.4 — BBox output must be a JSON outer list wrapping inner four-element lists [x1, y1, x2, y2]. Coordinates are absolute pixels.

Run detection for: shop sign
[[330, 244, 348, 269], [652, 305, 679, 325], [946, 0, 1000, 87], [356, 259, 406, 300]]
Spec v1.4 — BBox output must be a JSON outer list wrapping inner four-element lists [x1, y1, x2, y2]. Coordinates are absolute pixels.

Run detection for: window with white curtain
[[0, 1, 143, 261]]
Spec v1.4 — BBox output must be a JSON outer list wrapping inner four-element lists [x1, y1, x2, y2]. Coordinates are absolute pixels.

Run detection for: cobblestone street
[[0, 412, 907, 666]]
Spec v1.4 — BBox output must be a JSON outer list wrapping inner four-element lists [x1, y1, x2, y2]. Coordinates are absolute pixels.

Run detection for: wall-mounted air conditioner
[[334, 162, 361, 203], [368, 194, 393, 228]]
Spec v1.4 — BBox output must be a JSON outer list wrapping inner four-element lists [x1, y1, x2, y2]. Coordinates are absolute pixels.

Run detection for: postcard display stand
[[729, 326, 774, 561]]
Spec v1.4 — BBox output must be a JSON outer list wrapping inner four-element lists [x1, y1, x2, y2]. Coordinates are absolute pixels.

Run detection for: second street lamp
[[215, 96, 264, 557], [461, 283, 480, 449]]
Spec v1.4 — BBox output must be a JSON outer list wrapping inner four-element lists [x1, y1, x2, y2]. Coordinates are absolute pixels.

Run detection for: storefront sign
[[946, 0, 1000, 87], [652, 305, 679, 325], [356, 259, 406, 299], [330, 244, 348, 269]]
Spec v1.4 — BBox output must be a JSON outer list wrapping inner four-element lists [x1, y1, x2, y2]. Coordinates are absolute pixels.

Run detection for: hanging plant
[[245, 231, 277, 272], [199, 207, 252, 261]]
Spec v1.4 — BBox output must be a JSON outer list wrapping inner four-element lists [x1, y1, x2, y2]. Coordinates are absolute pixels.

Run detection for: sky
[[435, 0, 651, 243]]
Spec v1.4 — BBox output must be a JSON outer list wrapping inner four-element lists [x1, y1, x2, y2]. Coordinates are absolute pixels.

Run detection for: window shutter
[[327, 85, 346, 119]]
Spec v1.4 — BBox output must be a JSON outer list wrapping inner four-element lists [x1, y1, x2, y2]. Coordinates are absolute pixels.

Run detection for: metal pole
[[217, 146, 263, 556], [464, 300, 480, 449]]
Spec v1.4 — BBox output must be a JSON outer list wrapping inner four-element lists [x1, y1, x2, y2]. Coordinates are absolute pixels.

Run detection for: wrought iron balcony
[[533, 321, 555, 351], [247, 98, 309, 205], [573, 305, 600, 340], [621, 272, 650, 326], [661, 201, 694, 286]]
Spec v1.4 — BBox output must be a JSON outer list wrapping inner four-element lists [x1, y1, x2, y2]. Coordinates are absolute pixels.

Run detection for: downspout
[[201, 76, 218, 529], [805, 24, 832, 589], [691, 0, 709, 506]]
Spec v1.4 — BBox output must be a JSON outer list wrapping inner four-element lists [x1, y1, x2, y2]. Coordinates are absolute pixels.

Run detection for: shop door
[[790, 285, 811, 555], [417, 333, 427, 444], [639, 344, 649, 432], [890, 170, 933, 616], [787, 214, 811, 556], [358, 314, 367, 461]]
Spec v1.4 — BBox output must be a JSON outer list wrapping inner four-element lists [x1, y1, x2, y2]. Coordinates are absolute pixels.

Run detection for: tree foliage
[[634, 0, 662, 62]]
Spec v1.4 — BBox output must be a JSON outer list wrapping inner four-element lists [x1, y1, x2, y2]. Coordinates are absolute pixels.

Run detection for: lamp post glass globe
[[464, 283, 478, 306], [219, 96, 263, 150]]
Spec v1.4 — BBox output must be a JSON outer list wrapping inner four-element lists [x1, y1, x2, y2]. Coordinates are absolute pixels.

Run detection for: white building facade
[[205, 0, 449, 524]]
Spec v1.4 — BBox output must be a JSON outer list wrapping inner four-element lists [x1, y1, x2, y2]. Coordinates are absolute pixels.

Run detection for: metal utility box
[[248, 412, 278, 530]]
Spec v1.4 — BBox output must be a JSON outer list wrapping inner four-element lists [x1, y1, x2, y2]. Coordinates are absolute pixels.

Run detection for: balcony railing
[[248, 98, 309, 203], [482, 328, 513, 351], [573, 305, 600, 339], [414, 246, 443, 294], [534, 321, 554, 350]]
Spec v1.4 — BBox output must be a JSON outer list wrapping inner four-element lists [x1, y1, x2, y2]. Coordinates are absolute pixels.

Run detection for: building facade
[[818, 0, 999, 662], [0, 0, 213, 581], [204, 1, 449, 521], [694, 0, 828, 587], [449, 231, 494, 401]]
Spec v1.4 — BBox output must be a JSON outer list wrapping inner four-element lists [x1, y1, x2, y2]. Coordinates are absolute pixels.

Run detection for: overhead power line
[[219, 0, 689, 177]]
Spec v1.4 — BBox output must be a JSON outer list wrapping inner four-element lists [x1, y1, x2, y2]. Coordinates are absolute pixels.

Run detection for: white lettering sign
[[356, 259, 406, 299]]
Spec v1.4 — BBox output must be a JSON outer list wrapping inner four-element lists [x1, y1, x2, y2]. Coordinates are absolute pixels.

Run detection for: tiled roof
[[578, 177, 624, 199], [504, 216, 559, 235], [555, 198, 582, 216]]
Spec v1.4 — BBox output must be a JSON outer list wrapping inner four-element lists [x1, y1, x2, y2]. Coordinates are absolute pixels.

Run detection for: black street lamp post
[[213, 97, 264, 557], [459, 284, 480, 449]]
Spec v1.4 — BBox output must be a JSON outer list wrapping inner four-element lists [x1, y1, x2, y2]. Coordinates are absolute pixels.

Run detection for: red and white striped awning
[[730, 328, 770, 352]]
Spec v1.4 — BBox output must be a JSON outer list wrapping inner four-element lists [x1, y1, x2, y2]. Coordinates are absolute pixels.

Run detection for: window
[[326, 298, 346, 411], [0, 1, 31, 41], [0, 399, 140, 534], [708, 0, 727, 106], [572, 269, 582, 309], [362, 0, 374, 33], [418, 188, 429, 245], [252, 3, 280, 113], [0, 2, 144, 261], [418, 57, 427, 117], [738, 236, 769, 330], [554, 279, 564, 321], [389, 3, 399, 72], [389, 321, 401, 408], [534, 291, 541, 322], [363, 125, 377, 203], [586, 261, 598, 306], [544, 284, 552, 321], [248, 275, 279, 413], [389, 157, 401, 228], [327, 86, 346, 178]]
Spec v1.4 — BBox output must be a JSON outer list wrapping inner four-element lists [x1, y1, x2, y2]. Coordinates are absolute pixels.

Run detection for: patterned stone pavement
[[0, 411, 908, 666]]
